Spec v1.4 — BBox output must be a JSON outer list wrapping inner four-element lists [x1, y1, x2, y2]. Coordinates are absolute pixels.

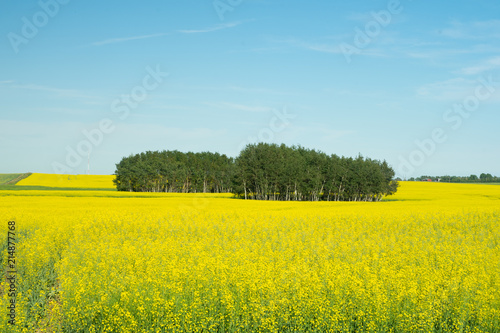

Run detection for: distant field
[[16, 173, 116, 189], [0, 174, 19, 184], [0, 173, 31, 185], [0, 185, 117, 192], [442, 182, 500, 185]]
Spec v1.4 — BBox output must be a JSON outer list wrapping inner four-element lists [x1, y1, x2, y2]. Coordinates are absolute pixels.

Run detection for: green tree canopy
[[114, 144, 399, 201]]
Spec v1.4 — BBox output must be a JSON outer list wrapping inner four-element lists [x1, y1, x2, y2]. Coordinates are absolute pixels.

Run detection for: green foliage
[[232, 143, 398, 201], [114, 150, 234, 193], [0, 173, 32, 185], [414, 174, 500, 183], [0, 174, 20, 184], [114, 144, 399, 201]]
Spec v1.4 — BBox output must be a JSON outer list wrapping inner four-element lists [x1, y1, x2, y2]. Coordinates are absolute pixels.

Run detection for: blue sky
[[1, 0, 499, 178]]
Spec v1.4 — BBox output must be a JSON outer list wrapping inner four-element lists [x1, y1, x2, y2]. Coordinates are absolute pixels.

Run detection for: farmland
[[0, 178, 499, 332], [0, 173, 31, 186], [16, 173, 116, 189]]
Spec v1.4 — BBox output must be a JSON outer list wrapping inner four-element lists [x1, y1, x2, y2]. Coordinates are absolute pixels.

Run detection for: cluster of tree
[[232, 143, 398, 201], [409, 174, 499, 183], [114, 143, 399, 201], [113, 150, 234, 193]]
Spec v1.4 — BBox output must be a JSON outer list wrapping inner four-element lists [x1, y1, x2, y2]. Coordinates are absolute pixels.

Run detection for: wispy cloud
[[225, 85, 290, 95], [279, 19, 500, 62], [437, 19, 500, 40], [10, 83, 88, 98], [278, 123, 355, 144], [2, 82, 104, 104], [415, 76, 500, 112], [404, 44, 500, 62], [323, 88, 388, 99], [346, 12, 373, 22], [417, 77, 479, 101], [89, 21, 243, 47], [178, 21, 242, 34], [457, 57, 500, 75], [301, 42, 343, 54], [91, 32, 171, 46], [316, 127, 354, 142], [206, 102, 273, 113], [175, 83, 291, 96], [396, 20, 500, 61], [269, 37, 342, 54], [272, 36, 389, 59]]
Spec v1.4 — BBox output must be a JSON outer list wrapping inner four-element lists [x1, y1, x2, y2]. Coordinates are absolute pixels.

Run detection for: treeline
[[114, 143, 399, 201], [113, 151, 234, 193], [410, 174, 499, 183], [232, 143, 398, 201]]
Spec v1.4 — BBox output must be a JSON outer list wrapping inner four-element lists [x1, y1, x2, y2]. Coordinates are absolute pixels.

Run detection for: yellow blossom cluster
[[16, 173, 116, 189], [0, 181, 499, 332]]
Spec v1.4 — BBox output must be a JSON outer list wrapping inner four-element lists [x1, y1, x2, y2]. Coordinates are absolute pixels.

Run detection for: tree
[[231, 143, 398, 201], [114, 150, 234, 193], [114, 144, 400, 201]]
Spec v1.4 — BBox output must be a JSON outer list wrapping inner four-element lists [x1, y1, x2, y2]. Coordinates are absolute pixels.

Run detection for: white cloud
[[10, 83, 80, 95], [458, 57, 500, 75], [116, 123, 226, 141], [346, 12, 373, 22], [176, 83, 291, 96], [0, 119, 87, 150], [438, 20, 500, 40], [404, 44, 500, 62], [416, 78, 477, 101], [278, 122, 354, 144], [178, 21, 242, 34], [301, 42, 343, 54], [274, 20, 500, 62], [89, 21, 244, 46], [1, 82, 104, 105], [416, 76, 500, 102], [92, 32, 171, 46], [0, 120, 229, 173], [273, 35, 391, 60], [270, 37, 343, 55], [108, 123, 229, 156], [206, 102, 273, 113]]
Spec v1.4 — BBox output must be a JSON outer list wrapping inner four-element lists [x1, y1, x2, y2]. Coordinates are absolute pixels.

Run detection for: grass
[[0, 173, 31, 185], [0, 184, 117, 191], [0, 173, 20, 183]]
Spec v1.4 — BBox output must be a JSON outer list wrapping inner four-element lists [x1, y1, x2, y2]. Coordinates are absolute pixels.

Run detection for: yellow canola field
[[0, 181, 499, 332], [16, 173, 116, 189]]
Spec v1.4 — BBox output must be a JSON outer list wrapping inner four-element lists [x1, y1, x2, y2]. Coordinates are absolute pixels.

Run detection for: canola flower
[[0, 181, 499, 332], [16, 173, 116, 189]]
